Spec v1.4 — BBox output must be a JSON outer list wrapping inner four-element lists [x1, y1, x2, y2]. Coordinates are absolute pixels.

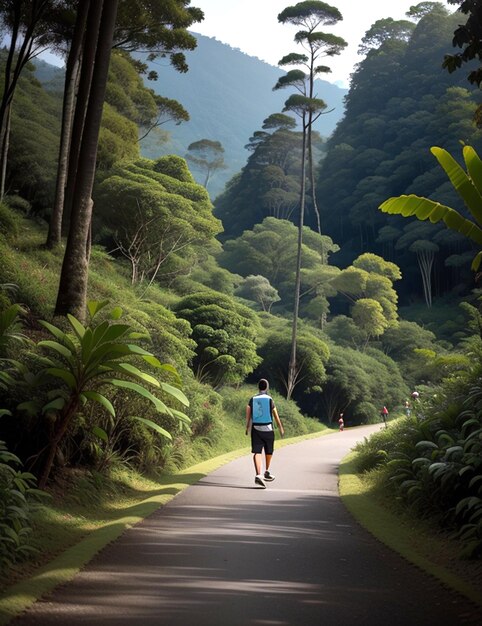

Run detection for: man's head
[[258, 378, 269, 392]]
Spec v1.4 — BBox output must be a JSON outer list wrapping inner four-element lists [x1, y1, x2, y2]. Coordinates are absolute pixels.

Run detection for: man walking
[[245, 379, 284, 488]]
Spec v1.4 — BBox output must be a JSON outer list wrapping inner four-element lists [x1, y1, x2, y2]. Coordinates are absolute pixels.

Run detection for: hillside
[[138, 33, 347, 198]]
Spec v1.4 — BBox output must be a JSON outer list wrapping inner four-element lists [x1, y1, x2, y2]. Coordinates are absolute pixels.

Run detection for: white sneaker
[[255, 475, 266, 488]]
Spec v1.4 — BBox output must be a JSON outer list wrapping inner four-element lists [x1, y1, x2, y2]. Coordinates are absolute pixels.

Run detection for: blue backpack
[[251, 393, 273, 425]]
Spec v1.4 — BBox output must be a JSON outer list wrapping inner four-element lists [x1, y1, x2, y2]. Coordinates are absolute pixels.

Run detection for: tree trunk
[[287, 117, 308, 400], [0, 103, 11, 200], [46, 0, 91, 249], [63, 0, 104, 228], [55, 0, 119, 321], [0, 2, 46, 197]]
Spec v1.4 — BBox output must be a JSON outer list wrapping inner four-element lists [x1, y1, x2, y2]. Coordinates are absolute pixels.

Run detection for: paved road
[[13, 426, 482, 625]]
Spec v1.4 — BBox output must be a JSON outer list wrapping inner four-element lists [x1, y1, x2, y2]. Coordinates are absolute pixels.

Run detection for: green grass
[[340, 451, 482, 608]]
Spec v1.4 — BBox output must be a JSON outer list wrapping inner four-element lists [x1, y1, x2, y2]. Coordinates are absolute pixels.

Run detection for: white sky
[[192, 0, 454, 87]]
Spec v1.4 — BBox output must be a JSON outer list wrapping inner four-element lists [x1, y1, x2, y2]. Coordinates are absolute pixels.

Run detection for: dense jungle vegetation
[[1, 0, 482, 581]]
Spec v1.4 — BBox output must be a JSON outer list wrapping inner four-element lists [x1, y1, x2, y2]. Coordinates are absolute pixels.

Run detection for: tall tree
[[276, 0, 345, 399], [54, 0, 119, 319]]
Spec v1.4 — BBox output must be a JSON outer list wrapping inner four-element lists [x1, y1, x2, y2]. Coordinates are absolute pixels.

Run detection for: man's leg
[[265, 453, 272, 472], [253, 453, 263, 475]]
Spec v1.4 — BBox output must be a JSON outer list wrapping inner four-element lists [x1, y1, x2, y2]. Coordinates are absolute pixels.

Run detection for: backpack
[[251, 394, 273, 425]]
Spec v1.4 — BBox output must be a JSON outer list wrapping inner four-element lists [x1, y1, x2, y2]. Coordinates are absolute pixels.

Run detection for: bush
[[4, 195, 31, 215], [0, 438, 44, 573], [0, 203, 20, 240]]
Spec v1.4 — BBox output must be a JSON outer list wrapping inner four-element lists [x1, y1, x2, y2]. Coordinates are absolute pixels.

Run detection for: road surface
[[13, 426, 482, 625]]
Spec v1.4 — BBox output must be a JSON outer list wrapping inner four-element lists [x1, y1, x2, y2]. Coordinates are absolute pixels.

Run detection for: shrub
[[4, 195, 31, 215], [0, 203, 20, 240], [0, 434, 46, 573]]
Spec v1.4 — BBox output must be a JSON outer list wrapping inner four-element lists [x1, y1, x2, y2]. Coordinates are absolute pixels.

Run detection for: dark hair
[[258, 378, 269, 391]]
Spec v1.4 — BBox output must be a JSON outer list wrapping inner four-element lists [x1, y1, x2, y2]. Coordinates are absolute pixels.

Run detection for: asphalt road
[[13, 425, 482, 625]]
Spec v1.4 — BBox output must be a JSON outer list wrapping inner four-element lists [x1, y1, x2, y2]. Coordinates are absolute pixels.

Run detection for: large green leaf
[[108, 379, 171, 414], [87, 300, 110, 319], [92, 320, 110, 346], [39, 320, 77, 353], [100, 324, 131, 343], [92, 425, 109, 442], [81, 328, 94, 363], [42, 397, 66, 413], [431, 146, 482, 225], [463, 145, 482, 201], [380, 195, 482, 246], [67, 314, 86, 339], [81, 391, 115, 416], [107, 362, 160, 387], [169, 407, 191, 424], [160, 382, 189, 407], [46, 367, 77, 389], [132, 416, 172, 440], [38, 340, 74, 361]]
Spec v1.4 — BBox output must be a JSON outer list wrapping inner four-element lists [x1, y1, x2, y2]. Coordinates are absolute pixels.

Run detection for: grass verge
[[339, 451, 482, 608]]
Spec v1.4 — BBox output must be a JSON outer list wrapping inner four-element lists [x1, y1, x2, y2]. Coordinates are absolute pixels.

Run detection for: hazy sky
[[192, 0, 454, 87]]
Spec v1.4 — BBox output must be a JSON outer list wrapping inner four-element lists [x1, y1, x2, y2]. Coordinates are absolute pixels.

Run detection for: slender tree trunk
[[63, 0, 103, 228], [46, 0, 91, 249], [308, 125, 322, 236], [55, 0, 119, 320], [0, 2, 46, 197], [417, 250, 434, 308], [287, 117, 308, 400], [0, 104, 11, 200]]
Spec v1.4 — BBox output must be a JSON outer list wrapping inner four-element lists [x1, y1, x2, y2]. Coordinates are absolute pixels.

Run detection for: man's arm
[[272, 407, 284, 437], [245, 404, 252, 435]]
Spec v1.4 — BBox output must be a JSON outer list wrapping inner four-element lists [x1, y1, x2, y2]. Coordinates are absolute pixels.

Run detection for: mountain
[[139, 33, 347, 198]]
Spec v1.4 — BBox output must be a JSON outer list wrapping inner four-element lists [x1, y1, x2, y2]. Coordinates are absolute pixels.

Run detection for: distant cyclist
[[245, 379, 284, 488]]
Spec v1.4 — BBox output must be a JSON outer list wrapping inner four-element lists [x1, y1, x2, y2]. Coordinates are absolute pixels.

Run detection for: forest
[[0, 0, 481, 590]]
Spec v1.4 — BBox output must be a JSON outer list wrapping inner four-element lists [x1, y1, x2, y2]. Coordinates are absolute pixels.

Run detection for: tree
[[235, 275, 281, 312], [256, 328, 329, 400], [277, 1, 345, 398], [358, 17, 415, 55], [330, 253, 401, 330], [95, 155, 221, 287], [351, 298, 389, 344], [185, 139, 227, 190], [175, 291, 261, 386]]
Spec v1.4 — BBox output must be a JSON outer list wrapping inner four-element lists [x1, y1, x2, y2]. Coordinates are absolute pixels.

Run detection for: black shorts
[[251, 428, 275, 455]]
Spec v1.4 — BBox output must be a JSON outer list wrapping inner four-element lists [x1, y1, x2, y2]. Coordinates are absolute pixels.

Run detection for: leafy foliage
[[95, 155, 222, 286], [316, 6, 482, 303], [0, 438, 46, 574], [20, 301, 189, 487], [175, 291, 261, 386]]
